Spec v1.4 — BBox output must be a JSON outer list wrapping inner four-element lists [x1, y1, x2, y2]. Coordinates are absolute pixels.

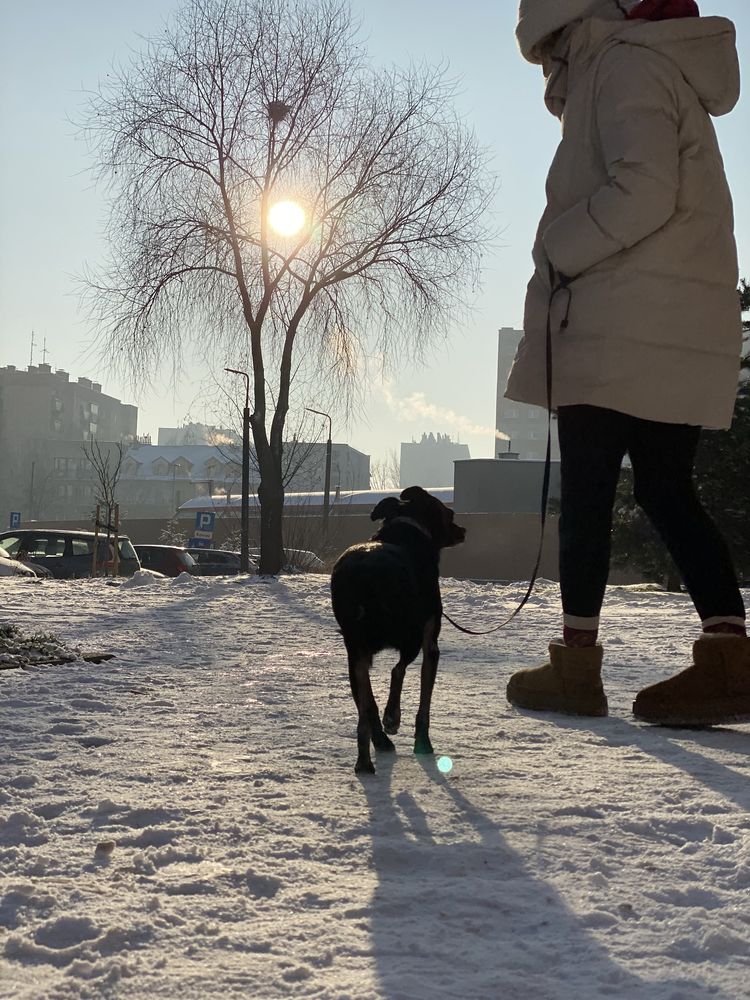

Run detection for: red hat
[[626, 0, 700, 20]]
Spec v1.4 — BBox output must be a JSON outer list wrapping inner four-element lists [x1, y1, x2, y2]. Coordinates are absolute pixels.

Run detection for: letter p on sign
[[195, 511, 216, 534]]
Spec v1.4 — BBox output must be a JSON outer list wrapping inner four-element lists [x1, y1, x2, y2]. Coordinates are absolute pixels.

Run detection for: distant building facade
[[496, 327, 560, 462], [0, 363, 138, 524], [119, 444, 244, 518], [454, 454, 561, 514], [400, 433, 470, 489], [117, 440, 370, 518], [285, 442, 370, 493], [157, 423, 240, 447]]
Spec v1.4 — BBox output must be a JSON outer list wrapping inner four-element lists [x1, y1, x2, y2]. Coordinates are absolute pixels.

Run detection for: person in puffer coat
[[505, 0, 750, 725]]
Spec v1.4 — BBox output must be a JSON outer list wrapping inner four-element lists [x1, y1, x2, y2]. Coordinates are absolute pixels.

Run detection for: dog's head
[[371, 486, 466, 549]]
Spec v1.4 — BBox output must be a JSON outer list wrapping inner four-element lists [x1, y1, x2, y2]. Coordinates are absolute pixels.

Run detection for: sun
[[268, 200, 306, 237]]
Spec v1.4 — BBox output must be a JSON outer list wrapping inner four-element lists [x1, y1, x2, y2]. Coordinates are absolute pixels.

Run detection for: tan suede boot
[[633, 635, 750, 726], [506, 642, 607, 717]]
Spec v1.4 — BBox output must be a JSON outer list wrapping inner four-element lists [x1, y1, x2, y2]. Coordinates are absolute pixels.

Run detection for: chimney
[[92, 382, 102, 393], [38, 363, 52, 374], [77, 377, 92, 389], [56, 370, 69, 381], [5, 365, 16, 371]]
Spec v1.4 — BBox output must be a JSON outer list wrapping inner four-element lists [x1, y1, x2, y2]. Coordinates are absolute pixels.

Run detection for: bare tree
[[369, 448, 400, 491], [81, 0, 494, 573], [82, 439, 125, 517]]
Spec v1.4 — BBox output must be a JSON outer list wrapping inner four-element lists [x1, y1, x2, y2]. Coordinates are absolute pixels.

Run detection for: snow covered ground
[[1, 572, 749, 1000]]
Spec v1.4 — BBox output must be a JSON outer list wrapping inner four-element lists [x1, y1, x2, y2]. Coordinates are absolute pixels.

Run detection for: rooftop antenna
[[41, 337, 49, 365], [29, 330, 36, 366]]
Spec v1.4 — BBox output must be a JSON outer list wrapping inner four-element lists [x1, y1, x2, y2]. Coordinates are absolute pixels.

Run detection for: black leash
[[442, 266, 570, 636]]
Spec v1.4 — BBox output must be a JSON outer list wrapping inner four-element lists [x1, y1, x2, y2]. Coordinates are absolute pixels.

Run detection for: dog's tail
[[331, 574, 368, 631], [334, 605, 366, 633]]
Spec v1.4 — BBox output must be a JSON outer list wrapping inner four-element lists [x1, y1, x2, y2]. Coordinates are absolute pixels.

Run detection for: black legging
[[557, 405, 746, 625]]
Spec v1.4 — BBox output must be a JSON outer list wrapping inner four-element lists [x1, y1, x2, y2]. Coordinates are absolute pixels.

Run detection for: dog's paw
[[413, 738, 434, 756], [382, 712, 401, 735], [355, 757, 376, 774], [373, 733, 396, 753]]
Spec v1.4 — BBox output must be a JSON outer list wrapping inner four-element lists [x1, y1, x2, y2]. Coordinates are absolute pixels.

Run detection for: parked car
[[0, 545, 37, 578], [134, 544, 198, 578], [0, 530, 141, 579], [186, 548, 253, 576], [248, 547, 324, 573]]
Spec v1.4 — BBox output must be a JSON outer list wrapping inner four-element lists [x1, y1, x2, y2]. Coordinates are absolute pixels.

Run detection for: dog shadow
[[359, 751, 724, 1000]]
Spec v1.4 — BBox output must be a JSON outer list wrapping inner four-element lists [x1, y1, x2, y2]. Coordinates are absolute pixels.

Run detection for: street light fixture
[[225, 368, 251, 573], [305, 407, 332, 532]]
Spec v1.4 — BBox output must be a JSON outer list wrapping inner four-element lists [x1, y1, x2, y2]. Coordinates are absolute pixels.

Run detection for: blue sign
[[9, 512, 21, 529], [188, 537, 212, 549], [195, 511, 216, 533]]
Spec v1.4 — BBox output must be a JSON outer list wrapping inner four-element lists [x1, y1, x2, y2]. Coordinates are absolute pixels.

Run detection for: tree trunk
[[255, 434, 285, 575]]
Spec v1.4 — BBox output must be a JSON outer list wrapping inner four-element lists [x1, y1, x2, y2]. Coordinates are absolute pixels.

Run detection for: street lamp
[[225, 368, 251, 573], [306, 407, 332, 532]]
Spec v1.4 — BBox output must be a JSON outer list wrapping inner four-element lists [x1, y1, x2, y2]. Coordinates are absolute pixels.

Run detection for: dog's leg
[[414, 616, 440, 755], [383, 656, 408, 735], [347, 648, 377, 774], [369, 698, 396, 754]]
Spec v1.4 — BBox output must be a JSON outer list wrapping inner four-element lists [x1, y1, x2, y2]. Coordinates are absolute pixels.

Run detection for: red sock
[[563, 626, 598, 647], [703, 622, 747, 637]]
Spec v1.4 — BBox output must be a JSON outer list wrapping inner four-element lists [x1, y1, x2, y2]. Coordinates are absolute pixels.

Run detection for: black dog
[[330, 486, 466, 774]]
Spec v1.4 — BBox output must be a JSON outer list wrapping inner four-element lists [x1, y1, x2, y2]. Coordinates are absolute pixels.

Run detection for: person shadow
[[359, 749, 732, 1000], [537, 710, 750, 814]]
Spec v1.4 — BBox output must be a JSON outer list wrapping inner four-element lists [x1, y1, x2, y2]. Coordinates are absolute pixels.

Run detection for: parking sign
[[9, 512, 21, 529], [195, 511, 216, 534]]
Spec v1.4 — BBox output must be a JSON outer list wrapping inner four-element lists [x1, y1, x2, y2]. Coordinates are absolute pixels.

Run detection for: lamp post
[[225, 368, 251, 573], [306, 408, 332, 531]]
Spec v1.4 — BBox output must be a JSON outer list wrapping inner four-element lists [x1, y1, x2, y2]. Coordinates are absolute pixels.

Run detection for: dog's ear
[[371, 496, 401, 522], [399, 485, 430, 508]]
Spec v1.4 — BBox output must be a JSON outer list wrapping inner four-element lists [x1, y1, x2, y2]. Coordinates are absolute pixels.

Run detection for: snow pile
[[0, 623, 78, 670], [120, 570, 165, 589], [0, 575, 748, 999]]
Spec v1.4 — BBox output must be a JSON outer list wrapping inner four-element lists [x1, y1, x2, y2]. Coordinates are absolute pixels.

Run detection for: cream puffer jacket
[[506, 15, 743, 429]]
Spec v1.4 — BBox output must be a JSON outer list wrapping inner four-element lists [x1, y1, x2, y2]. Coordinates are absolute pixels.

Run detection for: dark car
[[134, 544, 198, 578], [186, 548, 252, 576], [0, 529, 141, 579]]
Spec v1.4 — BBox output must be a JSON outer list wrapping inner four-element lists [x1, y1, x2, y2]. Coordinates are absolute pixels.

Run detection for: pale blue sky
[[1, 1, 748, 461]]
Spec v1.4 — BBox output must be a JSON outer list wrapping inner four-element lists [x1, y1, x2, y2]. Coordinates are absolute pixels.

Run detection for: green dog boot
[[633, 635, 750, 726], [507, 642, 607, 717]]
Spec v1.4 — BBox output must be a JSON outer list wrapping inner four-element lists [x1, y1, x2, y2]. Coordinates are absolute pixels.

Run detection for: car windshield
[[118, 539, 138, 561]]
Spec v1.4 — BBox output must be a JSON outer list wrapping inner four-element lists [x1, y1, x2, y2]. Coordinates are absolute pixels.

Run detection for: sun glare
[[268, 200, 305, 237]]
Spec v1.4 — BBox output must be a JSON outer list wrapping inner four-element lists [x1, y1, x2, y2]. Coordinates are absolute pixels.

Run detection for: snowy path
[[0, 575, 749, 999]]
